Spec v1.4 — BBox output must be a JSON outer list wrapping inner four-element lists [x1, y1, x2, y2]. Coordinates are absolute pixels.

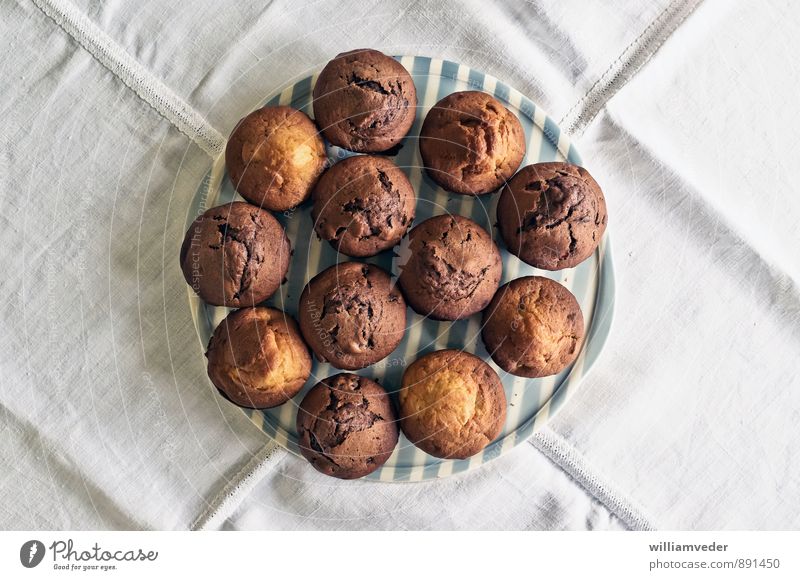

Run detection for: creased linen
[[2, 0, 798, 531]]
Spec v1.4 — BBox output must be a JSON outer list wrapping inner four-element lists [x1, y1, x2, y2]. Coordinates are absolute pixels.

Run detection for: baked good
[[312, 49, 417, 152], [397, 215, 502, 320], [482, 276, 584, 378], [398, 350, 506, 459], [225, 105, 326, 211], [180, 201, 290, 307], [206, 307, 311, 408], [296, 373, 399, 479], [419, 91, 525, 195], [497, 162, 608, 270], [311, 155, 415, 257], [297, 262, 406, 370]]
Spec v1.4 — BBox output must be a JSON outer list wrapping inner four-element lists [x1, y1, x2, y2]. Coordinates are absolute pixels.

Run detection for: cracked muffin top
[[397, 214, 502, 321], [296, 373, 398, 479], [225, 105, 327, 211], [398, 349, 506, 459], [180, 202, 291, 307], [297, 262, 406, 370], [312, 49, 417, 152], [206, 307, 311, 409], [311, 155, 415, 257], [419, 91, 525, 195], [482, 276, 584, 378], [497, 162, 608, 270]]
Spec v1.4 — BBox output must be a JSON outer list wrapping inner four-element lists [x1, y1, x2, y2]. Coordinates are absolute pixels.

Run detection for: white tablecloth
[[2, 0, 798, 530]]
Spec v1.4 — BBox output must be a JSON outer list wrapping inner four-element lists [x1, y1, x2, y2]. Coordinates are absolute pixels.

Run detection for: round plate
[[185, 56, 615, 482]]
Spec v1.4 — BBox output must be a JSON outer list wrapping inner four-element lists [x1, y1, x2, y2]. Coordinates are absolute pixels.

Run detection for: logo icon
[[20, 540, 45, 568]]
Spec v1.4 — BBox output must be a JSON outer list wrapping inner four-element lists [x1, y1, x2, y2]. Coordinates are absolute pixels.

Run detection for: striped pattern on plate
[[184, 57, 616, 482]]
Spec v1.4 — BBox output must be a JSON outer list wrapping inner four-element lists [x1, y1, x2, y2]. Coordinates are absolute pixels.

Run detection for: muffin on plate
[[419, 91, 525, 195], [397, 215, 502, 320], [180, 201, 290, 307], [311, 155, 415, 257], [482, 276, 584, 378], [206, 307, 311, 409], [225, 105, 327, 211], [313, 49, 417, 152], [297, 373, 399, 479], [297, 262, 406, 370], [497, 162, 608, 270], [398, 350, 506, 459]]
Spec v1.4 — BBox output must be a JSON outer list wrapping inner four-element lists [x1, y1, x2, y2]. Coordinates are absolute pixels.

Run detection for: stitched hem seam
[[31, 0, 226, 157], [559, 0, 704, 137], [532, 429, 657, 530], [190, 442, 285, 531]]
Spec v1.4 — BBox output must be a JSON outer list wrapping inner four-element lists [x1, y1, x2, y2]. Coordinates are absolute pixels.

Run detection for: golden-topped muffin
[[419, 91, 525, 195], [482, 276, 584, 378], [206, 307, 311, 408], [398, 349, 506, 459], [225, 105, 327, 211]]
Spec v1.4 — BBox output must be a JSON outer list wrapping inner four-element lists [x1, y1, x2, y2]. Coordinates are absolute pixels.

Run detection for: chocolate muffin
[[398, 215, 502, 320], [312, 49, 417, 152], [180, 202, 291, 307], [419, 91, 525, 195], [311, 155, 415, 257], [398, 350, 506, 459], [482, 276, 584, 378], [497, 162, 608, 270], [206, 307, 311, 408], [297, 373, 399, 479], [225, 105, 327, 211], [297, 262, 406, 370]]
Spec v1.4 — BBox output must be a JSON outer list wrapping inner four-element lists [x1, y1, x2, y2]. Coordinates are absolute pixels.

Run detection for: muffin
[[497, 162, 608, 270], [206, 307, 311, 408], [419, 91, 525, 195], [311, 155, 415, 257], [297, 262, 406, 370], [225, 105, 327, 211], [397, 215, 502, 320], [398, 350, 506, 459], [180, 202, 291, 307], [482, 276, 584, 378], [313, 49, 417, 152], [297, 373, 399, 479]]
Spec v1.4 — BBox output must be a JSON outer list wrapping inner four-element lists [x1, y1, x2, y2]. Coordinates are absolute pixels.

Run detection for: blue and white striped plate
[[185, 57, 615, 482]]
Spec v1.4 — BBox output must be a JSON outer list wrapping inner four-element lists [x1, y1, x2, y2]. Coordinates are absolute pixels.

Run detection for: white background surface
[[1, 0, 798, 530]]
